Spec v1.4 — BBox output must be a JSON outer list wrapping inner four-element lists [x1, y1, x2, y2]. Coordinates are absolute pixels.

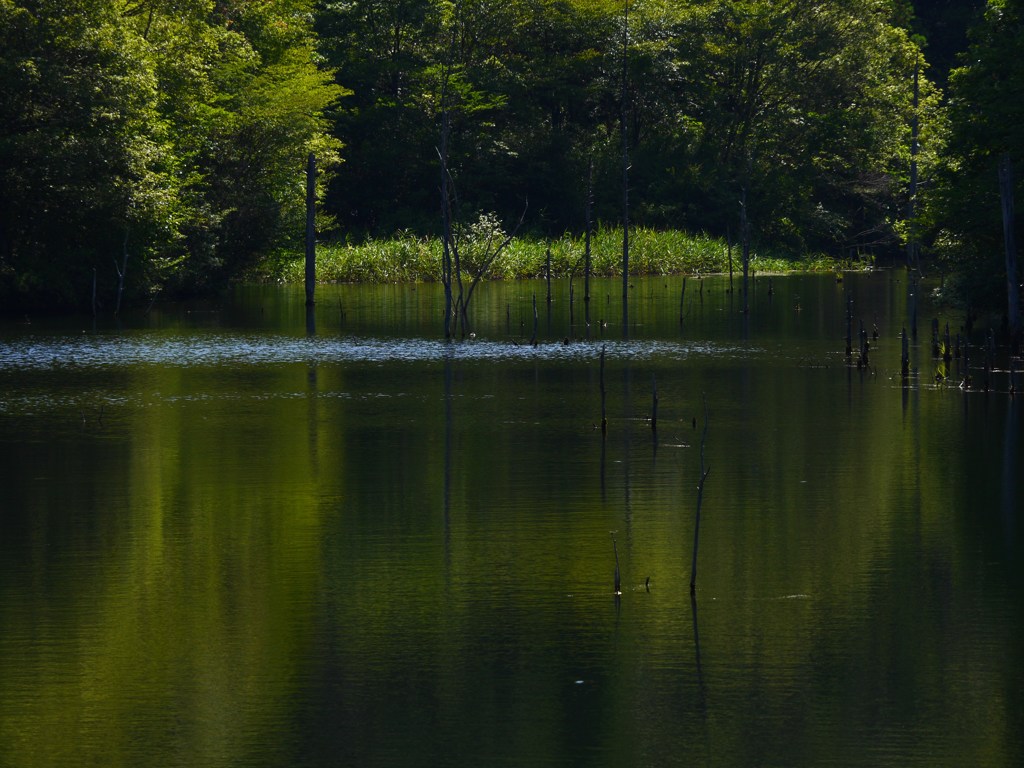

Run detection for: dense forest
[[0, 0, 1019, 316]]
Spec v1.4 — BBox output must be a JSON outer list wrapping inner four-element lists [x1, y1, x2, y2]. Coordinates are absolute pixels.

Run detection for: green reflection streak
[[0, 364, 330, 767]]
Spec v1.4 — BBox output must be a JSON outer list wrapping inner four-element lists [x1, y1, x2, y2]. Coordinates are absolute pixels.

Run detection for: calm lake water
[[1, 273, 1021, 767]]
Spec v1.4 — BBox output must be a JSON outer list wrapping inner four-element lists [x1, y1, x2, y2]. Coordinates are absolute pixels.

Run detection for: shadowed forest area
[[1, 0, 1019, 323]]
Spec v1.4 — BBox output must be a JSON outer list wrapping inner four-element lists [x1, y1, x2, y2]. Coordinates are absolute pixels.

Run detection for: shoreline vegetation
[[253, 227, 858, 285]]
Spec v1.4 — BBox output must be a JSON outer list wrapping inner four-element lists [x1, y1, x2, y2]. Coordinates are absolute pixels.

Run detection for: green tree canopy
[[318, 0, 936, 258], [0, 0, 176, 305], [0, 0, 346, 310], [924, 0, 1024, 309], [3, 0, 996, 312]]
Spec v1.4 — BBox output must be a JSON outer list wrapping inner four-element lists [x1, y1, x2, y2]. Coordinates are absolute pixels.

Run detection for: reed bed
[[254, 227, 851, 284]]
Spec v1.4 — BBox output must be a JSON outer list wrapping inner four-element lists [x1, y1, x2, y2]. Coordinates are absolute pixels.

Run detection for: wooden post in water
[[690, 394, 711, 596], [305, 152, 316, 308]]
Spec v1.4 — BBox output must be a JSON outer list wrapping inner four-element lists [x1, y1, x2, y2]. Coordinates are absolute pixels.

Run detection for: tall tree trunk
[[1000, 153, 1020, 342], [440, 108, 454, 339], [305, 152, 316, 308], [115, 230, 129, 316], [620, 0, 630, 337], [740, 187, 750, 315], [585, 157, 594, 337], [906, 64, 920, 271]]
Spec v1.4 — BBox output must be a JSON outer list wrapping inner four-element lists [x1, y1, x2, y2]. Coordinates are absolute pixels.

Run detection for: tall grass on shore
[[253, 227, 850, 284]]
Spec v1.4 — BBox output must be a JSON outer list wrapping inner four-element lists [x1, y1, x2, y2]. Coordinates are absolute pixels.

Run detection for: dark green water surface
[[1, 273, 1021, 767]]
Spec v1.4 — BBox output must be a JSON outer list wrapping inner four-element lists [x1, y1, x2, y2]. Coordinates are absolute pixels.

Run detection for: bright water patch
[[0, 332, 756, 369]]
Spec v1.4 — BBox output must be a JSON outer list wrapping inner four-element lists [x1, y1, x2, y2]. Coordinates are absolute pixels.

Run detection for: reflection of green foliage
[[0, 276, 1019, 765], [0, 361, 336, 766]]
